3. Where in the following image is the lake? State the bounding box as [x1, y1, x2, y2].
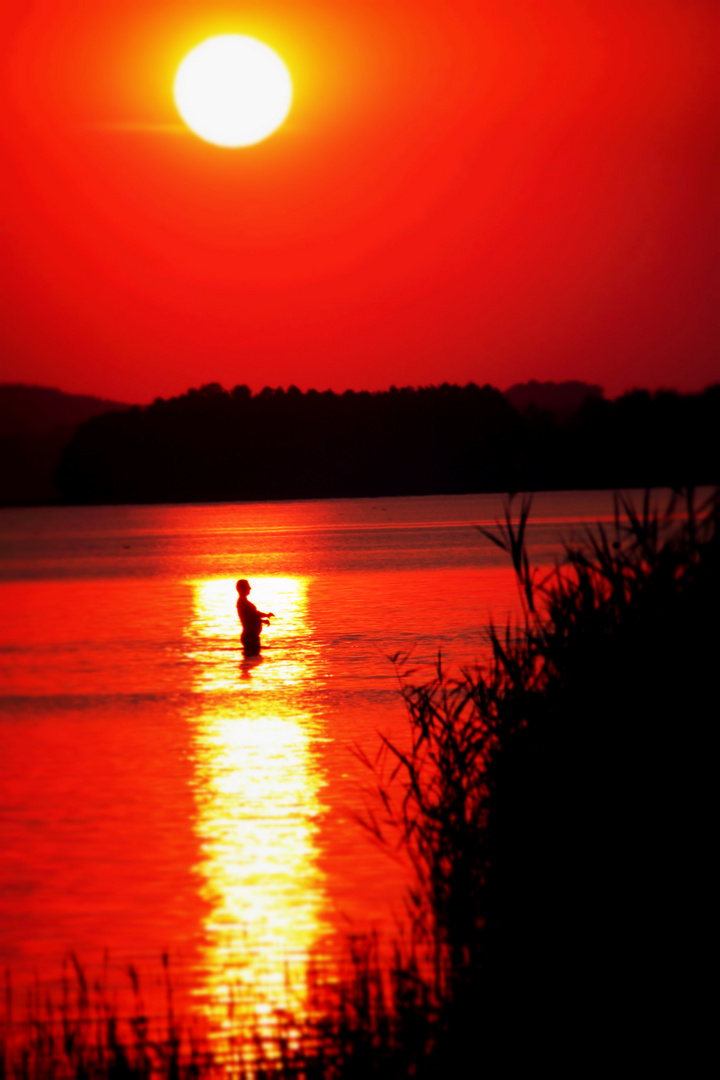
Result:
[0, 490, 654, 1030]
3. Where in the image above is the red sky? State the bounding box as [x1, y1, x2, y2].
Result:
[0, 0, 717, 403]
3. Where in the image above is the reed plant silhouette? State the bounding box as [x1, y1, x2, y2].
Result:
[0, 954, 216, 1080]
[0, 946, 439, 1080]
[2, 488, 716, 1075]
[360, 486, 718, 1069]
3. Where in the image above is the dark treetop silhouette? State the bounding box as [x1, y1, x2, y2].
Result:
[49, 381, 720, 505]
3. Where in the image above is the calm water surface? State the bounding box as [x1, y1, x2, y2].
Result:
[0, 491, 650, 1026]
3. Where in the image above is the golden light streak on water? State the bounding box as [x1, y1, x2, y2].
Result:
[187, 577, 328, 1033]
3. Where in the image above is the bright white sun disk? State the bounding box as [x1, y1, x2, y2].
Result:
[174, 35, 292, 148]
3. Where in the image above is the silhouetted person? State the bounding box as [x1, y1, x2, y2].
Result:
[236, 579, 274, 656]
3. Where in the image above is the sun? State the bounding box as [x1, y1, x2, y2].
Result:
[174, 35, 292, 148]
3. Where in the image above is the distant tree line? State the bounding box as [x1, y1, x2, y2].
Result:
[53, 382, 719, 504]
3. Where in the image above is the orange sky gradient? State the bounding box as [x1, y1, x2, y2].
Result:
[0, 0, 717, 403]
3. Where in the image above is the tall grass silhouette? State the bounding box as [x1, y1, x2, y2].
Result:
[358, 486, 718, 1069]
[3, 488, 716, 1075]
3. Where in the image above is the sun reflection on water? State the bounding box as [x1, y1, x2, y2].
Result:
[187, 577, 328, 1031]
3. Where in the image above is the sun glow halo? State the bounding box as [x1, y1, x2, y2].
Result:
[174, 35, 292, 148]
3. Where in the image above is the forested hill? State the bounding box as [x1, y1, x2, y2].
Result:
[0, 384, 129, 436]
[52, 382, 719, 505]
[0, 384, 129, 505]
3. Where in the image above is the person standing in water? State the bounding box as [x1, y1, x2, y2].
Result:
[236, 579, 274, 656]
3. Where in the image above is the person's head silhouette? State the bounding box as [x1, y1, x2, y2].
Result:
[237, 579, 251, 597]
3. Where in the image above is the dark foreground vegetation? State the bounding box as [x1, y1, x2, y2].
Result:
[52, 382, 719, 504]
[2, 489, 716, 1076]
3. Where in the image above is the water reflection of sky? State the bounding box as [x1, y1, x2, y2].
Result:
[187, 577, 329, 1030]
[1, 493, 651, 1020]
